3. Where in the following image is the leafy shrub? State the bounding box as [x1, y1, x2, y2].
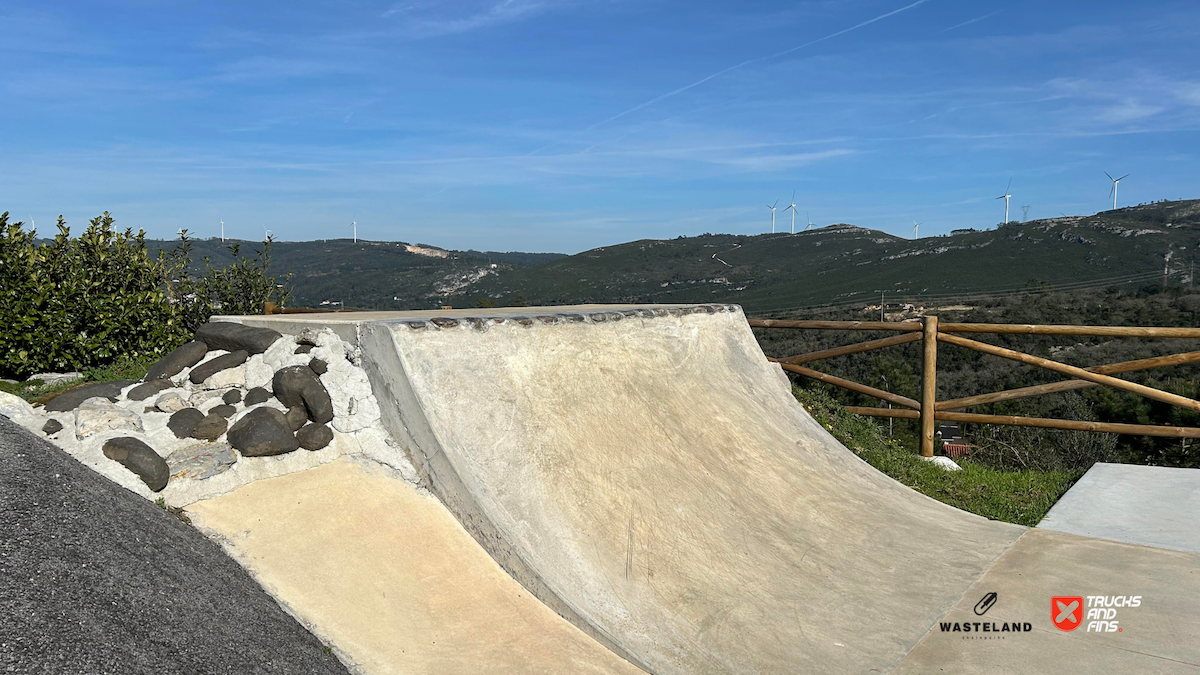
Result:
[162, 233, 291, 333]
[0, 212, 187, 378]
[0, 212, 291, 379]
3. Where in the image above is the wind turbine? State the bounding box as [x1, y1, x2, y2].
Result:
[913, 220, 922, 240]
[1105, 171, 1129, 210]
[996, 179, 1012, 224]
[220, 217, 225, 242]
[783, 191, 798, 234]
[766, 200, 778, 233]
[351, 216, 358, 243]
[806, 212, 815, 231]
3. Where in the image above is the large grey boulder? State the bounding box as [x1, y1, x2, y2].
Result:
[227, 407, 300, 457]
[127, 379, 174, 401]
[209, 404, 237, 418]
[195, 322, 282, 356]
[144, 341, 208, 381]
[75, 398, 143, 440]
[167, 443, 237, 480]
[273, 366, 334, 424]
[154, 392, 188, 413]
[102, 437, 169, 492]
[0, 391, 35, 420]
[296, 423, 333, 451]
[167, 408, 206, 439]
[45, 381, 137, 412]
[190, 413, 228, 441]
[189, 350, 248, 385]
[27, 372, 84, 387]
[284, 406, 308, 432]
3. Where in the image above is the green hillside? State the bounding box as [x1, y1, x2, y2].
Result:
[448, 200, 1200, 315]
[144, 238, 566, 310]
[140, 199, 1199, 313]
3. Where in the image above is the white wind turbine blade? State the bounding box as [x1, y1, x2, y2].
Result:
[1105, 171, 1115, 182]
[1117, 174, 1129, 181]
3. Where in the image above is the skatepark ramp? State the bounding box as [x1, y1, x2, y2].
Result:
[208, 305, 1199, 674]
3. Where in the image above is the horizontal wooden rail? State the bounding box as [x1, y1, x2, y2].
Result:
[846, 406, 1200, 439]
[761, 314, 1200, 452]
[937, 332, 1200, 413]
[779, 332, 923, 365]
[939, 323, 1200, 338]
[749, 319, 922, 332]
[776, 363, 921, 409]
[937, 349, 1200, 410]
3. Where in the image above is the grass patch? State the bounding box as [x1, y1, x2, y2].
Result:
[794, 386, 1083, 526]
[0, 355, 154, 405]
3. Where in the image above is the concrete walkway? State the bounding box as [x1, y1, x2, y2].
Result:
[1038, 462, 1200, 554]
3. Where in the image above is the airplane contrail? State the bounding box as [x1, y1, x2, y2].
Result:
[937, 9, 1002, 33]
[528, 0, 934, 155]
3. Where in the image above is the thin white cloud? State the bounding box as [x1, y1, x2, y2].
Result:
[386, 0, 548, 37]
[529, 0, 935, 154]
[1094, 98, 1164, 123]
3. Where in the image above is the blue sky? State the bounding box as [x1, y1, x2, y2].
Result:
[3, 0, 1198, 252]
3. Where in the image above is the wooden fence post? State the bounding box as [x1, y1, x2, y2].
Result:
[264, 302, 276, 315]
[920, 315, 938, 457]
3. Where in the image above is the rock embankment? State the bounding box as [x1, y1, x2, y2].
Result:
[0, 321, 415, 506]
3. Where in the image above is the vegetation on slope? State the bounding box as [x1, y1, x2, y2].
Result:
[758, 285, 1200, 469]
[448, 200, 1200, 314]
[795, 386, 1081, 526]
[145, 238, 565, 310]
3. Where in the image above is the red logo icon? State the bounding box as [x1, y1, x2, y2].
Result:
[1052, 596, 1084, 631]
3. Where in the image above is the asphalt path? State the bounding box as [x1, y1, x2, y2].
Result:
[0, 415, 350, 674]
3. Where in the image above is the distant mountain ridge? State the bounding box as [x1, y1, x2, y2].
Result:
[146, 199, 1199, 314]
[447, 199, 1200, 315]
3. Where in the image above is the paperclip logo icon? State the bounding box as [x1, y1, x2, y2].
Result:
[1052, 596, 1084, 631]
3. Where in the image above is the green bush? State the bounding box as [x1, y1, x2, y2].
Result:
[0, 211, 291, 379]
[0, 212, 187, 378]
[162, 233, 292, 333]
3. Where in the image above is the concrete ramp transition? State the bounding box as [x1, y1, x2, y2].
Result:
[213, 305, 1200, 674]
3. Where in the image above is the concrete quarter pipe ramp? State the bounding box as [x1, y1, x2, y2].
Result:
[212, 305, 1199, 674]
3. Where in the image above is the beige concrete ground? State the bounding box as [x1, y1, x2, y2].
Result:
[895, 528, 1200, 673]
[186, 459, 645, 675]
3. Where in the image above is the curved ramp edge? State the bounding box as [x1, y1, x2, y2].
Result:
[358, 306, 1026, 674]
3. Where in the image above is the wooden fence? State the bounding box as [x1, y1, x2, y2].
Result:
[749, 317, 1200, 457]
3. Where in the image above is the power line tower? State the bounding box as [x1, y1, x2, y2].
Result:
[1021, 205, 1031, 222]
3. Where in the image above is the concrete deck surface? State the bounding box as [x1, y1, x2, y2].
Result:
[187, 459, 644, 675]
[1038, 462, 1200, 554]
[212, 305, 1200, 674]
[895, 528, 1200, 673]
